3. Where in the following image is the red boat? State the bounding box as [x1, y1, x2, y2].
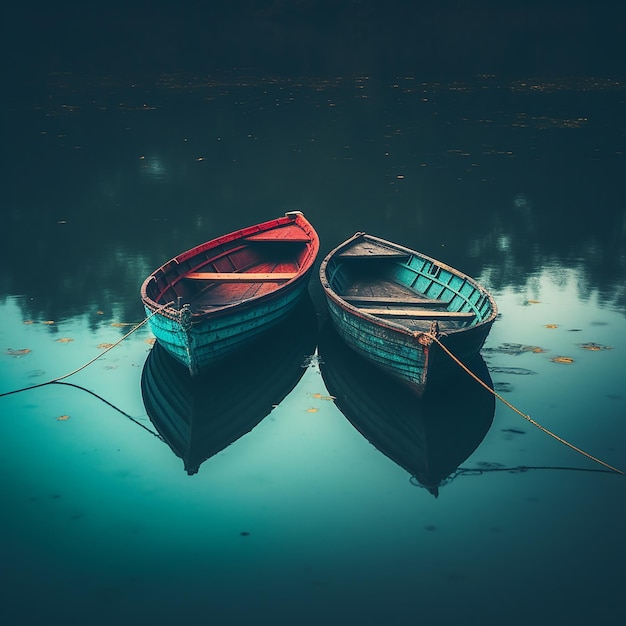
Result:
[141, 211, 319, 375]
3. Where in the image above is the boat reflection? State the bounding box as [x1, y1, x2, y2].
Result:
[141, 297, 318, 474]
[318, 324, 495, 496]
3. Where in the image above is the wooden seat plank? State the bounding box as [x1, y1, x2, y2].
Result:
[186, 272, 297, 282]
[360, 308, 476, 320]
[344, 295, 451, 307]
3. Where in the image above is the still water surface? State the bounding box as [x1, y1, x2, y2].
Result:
[1, 72, 625, 625]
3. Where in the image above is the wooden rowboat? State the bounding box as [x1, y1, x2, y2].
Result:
[141, 297, 317, 475]
[141, 211, 319, 376]
[318, 323, 495, 496]
[319, 232, 498, 397]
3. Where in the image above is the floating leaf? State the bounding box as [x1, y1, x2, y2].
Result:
[57, 415, 70, 421]
[310, 392, 336, 401]
[96, 311, 104, 315]
[579, 342, 612, 351]
[145, 338, 156, 345]
[551, 356, 574, 364]
[306, 407, 320, 413]
[522, 345, 545, 353]
[41, 320, 55, 325]
[111, 322, 134, 327]
[56, 337, 74, 343]
[23, 320, 35, 325]
[527, 300, 541, 304]
[544, 324, 558, 329]
[6, 348, 31, 357]
[97, 343, 114, 349]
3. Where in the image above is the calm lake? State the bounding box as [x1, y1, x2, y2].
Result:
[2, 71, 625, 626]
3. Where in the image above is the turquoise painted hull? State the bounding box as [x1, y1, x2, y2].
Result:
[324, 296, 429, 386]
[144, 277, 311, 373]
[319, 232, 498, 397]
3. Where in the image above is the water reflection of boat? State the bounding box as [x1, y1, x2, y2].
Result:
[318, 324, 495, 496]
[141, 298, 318, 475]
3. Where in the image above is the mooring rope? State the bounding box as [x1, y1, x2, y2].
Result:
[429, 333, 625, 476]
[0, 303, 171, 399]
[51, 381, 165, 441]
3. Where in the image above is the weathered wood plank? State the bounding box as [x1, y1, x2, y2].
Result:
[361, 308, 476, 319]
[344, 295, 451, 307]
[337, 240, 410, 258]
[185, 272, 296, 282]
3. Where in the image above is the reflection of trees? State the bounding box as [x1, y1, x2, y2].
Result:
[467, 192, 626, 311]
[4, 73, 626, 322]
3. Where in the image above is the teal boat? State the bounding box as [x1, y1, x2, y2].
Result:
[319, 232, 498, 397]
[141, 211, 319, 376]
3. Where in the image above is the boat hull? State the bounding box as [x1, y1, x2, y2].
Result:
[143, 275, 311, 373]
[141, 212, 319, 375]
[319, 232, 497, 397]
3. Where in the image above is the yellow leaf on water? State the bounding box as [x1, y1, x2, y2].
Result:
[57, 415, 70, 421]
[544, 324, 558, 329]
[522, 345, 545, 353]
[97, 343, 114, 349]
[56, 337, 74, 343]
[580, 342, 611, 351]
[6, 348, 31, 356]
[23, 320, 35, 325]
[310, 392, 336, 401]
[306, 407, 320, 413]
[145, 338, 156, 345]
[527, 300, 541, 304]
[551, 356, 574, 364]
[111, 322, 134, 327]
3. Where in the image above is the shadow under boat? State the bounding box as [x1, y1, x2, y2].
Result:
[141, 296, 318, 475]
[318, 323, 496, 496]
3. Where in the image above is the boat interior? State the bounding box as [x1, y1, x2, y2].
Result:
[148, 223, 314, 311]
[328, 241, 491, 332]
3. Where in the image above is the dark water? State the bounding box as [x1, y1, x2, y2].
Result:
[2, 69, 626, 626]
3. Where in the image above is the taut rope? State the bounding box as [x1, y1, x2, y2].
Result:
[429, 333, 624, 476]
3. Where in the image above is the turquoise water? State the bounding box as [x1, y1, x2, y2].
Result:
[2, 72, 625, 626]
